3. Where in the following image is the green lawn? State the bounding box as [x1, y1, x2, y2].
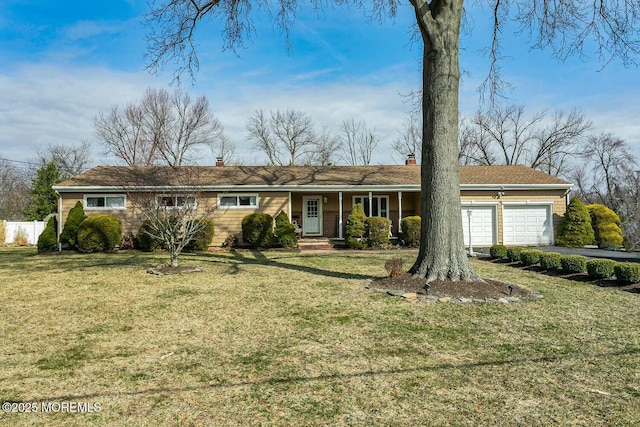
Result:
[0, 247, 639, 426]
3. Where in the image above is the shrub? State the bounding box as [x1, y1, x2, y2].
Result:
[366, 216, 390, 248]
[506, 247, 523, 262]
[586, 204, 623, 248]
[77, 214, 122, 253]
[489, 244, 508, 259]
[385, 257, 404, 277]
[37, 216, 58, 253]
[519, 249, 543, 266]
[137, 220, 163, 252]
[242, 213, 274, 249]
[222, 234, 238, 250]
[400, 216, 421, 247]
[614, 263, 640, 284]
[120, 232, 136, 250]
[539, 252, 562, 270]
[185, 219, 215, 251]
[586, 259, 617, 279]
[13, 226, 29, 246]
[556, 197, 595, 247]
[560, 255, 588, 273]
[273, 211, 297, 248]
[346, 204, 367, 249]
[59, 201, 87, 250]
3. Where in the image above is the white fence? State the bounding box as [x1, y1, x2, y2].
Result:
[2, 220, 46, 245]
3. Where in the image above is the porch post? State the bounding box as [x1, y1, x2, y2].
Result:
[288, 192, 292, 221]
[368, 191, 373, 217]
[398, 191, 403, 234]
[338, 192, 343, 239]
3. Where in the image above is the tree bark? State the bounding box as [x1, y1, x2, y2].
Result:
[409, 0, 479, 282]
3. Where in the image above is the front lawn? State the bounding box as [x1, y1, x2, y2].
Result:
[0, 248, 639, 426]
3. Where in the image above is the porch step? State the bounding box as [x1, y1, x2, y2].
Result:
[297, 238, 334, 250]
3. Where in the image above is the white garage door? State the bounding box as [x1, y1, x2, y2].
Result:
[503, 205, 552, 245]
[461, 206, 496, 246]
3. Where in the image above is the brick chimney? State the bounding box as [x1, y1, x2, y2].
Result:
[215, 157, 225, 167]
[405, 153, 417, 165]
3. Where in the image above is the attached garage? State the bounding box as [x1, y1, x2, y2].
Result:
[503, 204, 553, 245]
[461, 205, 496, 246]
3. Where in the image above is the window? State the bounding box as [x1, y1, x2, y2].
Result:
[218, 193, 259, 209]
[353, 195, 389, 218]
[84, 195, 126, 210]
[156, 195, 197, 209]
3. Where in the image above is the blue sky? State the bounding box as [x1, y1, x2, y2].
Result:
[1, 0, 639, 168]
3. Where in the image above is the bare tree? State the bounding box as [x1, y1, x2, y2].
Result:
[124, 167, 218, 267]
[458, 105, 590, 177]
[144, 0, 640, 282]
[340, 118, 380, 166]
[36, 141, 92, 179]
[0, 158, 30, 221]
[211, 133, 238, 165]
[303, 127, 341, 166]
[247, 108, 317, 166]
[392, 114, 422, 164]
[95, 88, 224, 167]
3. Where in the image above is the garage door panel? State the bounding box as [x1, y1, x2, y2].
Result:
[461, 207, 496, 246]
[503, 205, 552, 245]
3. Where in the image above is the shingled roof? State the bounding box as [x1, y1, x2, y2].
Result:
[53, 164, 571, 191]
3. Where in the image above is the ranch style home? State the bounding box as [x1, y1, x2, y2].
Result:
[52, 158, 573, 248]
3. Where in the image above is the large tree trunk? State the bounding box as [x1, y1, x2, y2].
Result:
[409, 0, 479, 282]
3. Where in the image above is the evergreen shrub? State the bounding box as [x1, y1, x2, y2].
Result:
[60, 201, 87, 250]
[586, 259, 617, 279]
[400, 216, 421, 247]
[274, 211, 297, 248]
[506, 247, 523, 262]
[242, 213, 274, 249]
[560, 255, 588, 273]
[586, 204, 623, 248]
[137, 220, 163, 252]
[519, 249, 543, 266]
[37, 216, 58, 253]
[614, 263, 640, 283]
[489, 245, 508, 259]
[346, 204, 367, 249]
[77, 214, 122, 253]
[185, 219, 215, 251]
[366, 216, 390, 248]
[539, 252, 562, 270]
[556, 197, 594, 247]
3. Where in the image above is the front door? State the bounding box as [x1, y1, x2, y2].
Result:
[302, 196, 323, 236]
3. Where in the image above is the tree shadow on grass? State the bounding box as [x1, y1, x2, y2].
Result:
[25, 346, 640, 403]
[196, 250, 376, 281]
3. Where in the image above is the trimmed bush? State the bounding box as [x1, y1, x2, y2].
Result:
[560, 255, 588, 273]
[366, 216, 390, 248]
[614, 263, 640, 284]
[489, 244, 508, 259]
[59, 201, 87, 250]
[586, 204, 623, 248]
[506, 247, 523, 262]
[586, 259, 617, 279]
[37, 216, 58, 253]
[556, 197, 595, 248]
[77, 214, 122, 253]
[346, 204, 367, 249]
[400, 216, 421, 247]
[539, 252, 562, 270]
[185, 219, 215, 251]
[242, 213, 274, 249]
[137, 220, 163, 252]
[273, 211, 297, 248]
[519, 249, 543, 266]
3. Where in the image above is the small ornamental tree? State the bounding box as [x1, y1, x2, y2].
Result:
[59, 201, 87, 250]
[37, 216, 58, 253]
[556, 197, 595, 248]
[346, 203, 367, 249]
[586, 204, 623, 248]
[274, 211, 297, 248]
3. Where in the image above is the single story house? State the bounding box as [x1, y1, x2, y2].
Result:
[52, 158, 572, 247]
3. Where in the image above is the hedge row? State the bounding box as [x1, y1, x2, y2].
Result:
[489, 244, 640, 282]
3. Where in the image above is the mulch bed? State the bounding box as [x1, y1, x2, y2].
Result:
[371, 273, 532, 300]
